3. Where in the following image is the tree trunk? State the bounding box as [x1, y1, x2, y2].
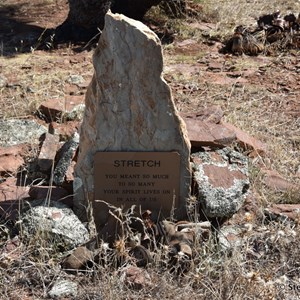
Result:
[55, 0, 163, 43]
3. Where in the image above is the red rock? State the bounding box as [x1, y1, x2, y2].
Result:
[0, 177, 30, 220]
[263, 169, 297, 191]
[39, 95, 84, 122]
[181, 106, 224, 124]
[121, 266, 151, 290]
[38, 133, 60, 171]
[265, 204, 300, 222]
[221, 121, 267, 156]
[65, 160, 76, 182]
[183, 117, 236, 147]
[0, 145, 26, 175]
[49, 121, 80, 139]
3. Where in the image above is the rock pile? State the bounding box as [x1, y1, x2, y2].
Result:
[222, 11, 300, 55]
[0, 11, 298, 280]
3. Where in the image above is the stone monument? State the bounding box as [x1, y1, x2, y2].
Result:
[74, 11, 191, 231]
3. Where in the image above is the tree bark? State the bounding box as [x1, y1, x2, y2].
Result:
[55, 0, 163, 43]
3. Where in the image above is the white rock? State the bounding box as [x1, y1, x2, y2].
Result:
[74, 12, 191, 227]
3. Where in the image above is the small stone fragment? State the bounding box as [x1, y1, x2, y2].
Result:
[37, 133, 60, 172]
[62, 246, 94, 270]
[48, 279, 78, 299]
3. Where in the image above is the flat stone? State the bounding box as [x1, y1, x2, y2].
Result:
[221, 121, 267, 156]
[62, 246, 94, 270]
[0, 119, 47, 147]
[262, 169, 298, 192]
[49, 120, 80, 139]
[264, 204, 300, 222]
[0, 177, 30, 220]
[39, 95, 84, 122]
[183, 118, 236, 147]
[192, 148, 250, 218]
[180, 106, 224, 124]
[0, 145, 26, 175]
[37, 133, 60, 172]
[74, 12, 191, 225]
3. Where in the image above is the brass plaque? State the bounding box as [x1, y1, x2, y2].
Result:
[94, 152, 180, 219]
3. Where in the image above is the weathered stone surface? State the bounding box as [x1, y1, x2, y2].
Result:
[0, 177, 30, 220]
[120, 265, 152, 290]
[262, 169, 298, 192]
[221, 121, 267, 156]
[218, 225, 243, 252]
[180, 106, 224, 124]
[0, 119, 47, 147]
[264, 204, 300, 222]
[20, 201, 89, 250]
[49, 120, 80, 139]
[39, 96, 85, 122]
[37, 133, 60, 172]
[48, 279, 78, 299]
[74, 12, 191, 225]
[192, 148, 250, 218]
[183, 117, 236, 148]
[62, 246, 94, 270]
[53, 133, 79, 186]
[0, 145, 26, 175]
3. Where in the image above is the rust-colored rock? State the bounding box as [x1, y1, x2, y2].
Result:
[184, 117, 236, 148]
[37, 133, 60, 172]
[0, 177, 30, 220]
[49, 121, 80, 139]
[0, 145, 26, 175]
[265, 204, 300, 222]
[262, 169, 298, 192]
[221, 121, 267, 156]
[181, 106, 224, 124]
[120, 265, 151, 290]
[39, 95, 84, 122]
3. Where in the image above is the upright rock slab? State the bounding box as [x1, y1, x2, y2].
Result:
[74, 12, 191, 227]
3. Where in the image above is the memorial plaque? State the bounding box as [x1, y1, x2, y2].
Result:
[94, 152, 180, 220]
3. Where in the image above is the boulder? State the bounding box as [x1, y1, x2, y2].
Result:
[74, 12, 191, 226]
[20, 201, 89, 250]
[0, 119, 47, 147]
[192, 148, 250, 218]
